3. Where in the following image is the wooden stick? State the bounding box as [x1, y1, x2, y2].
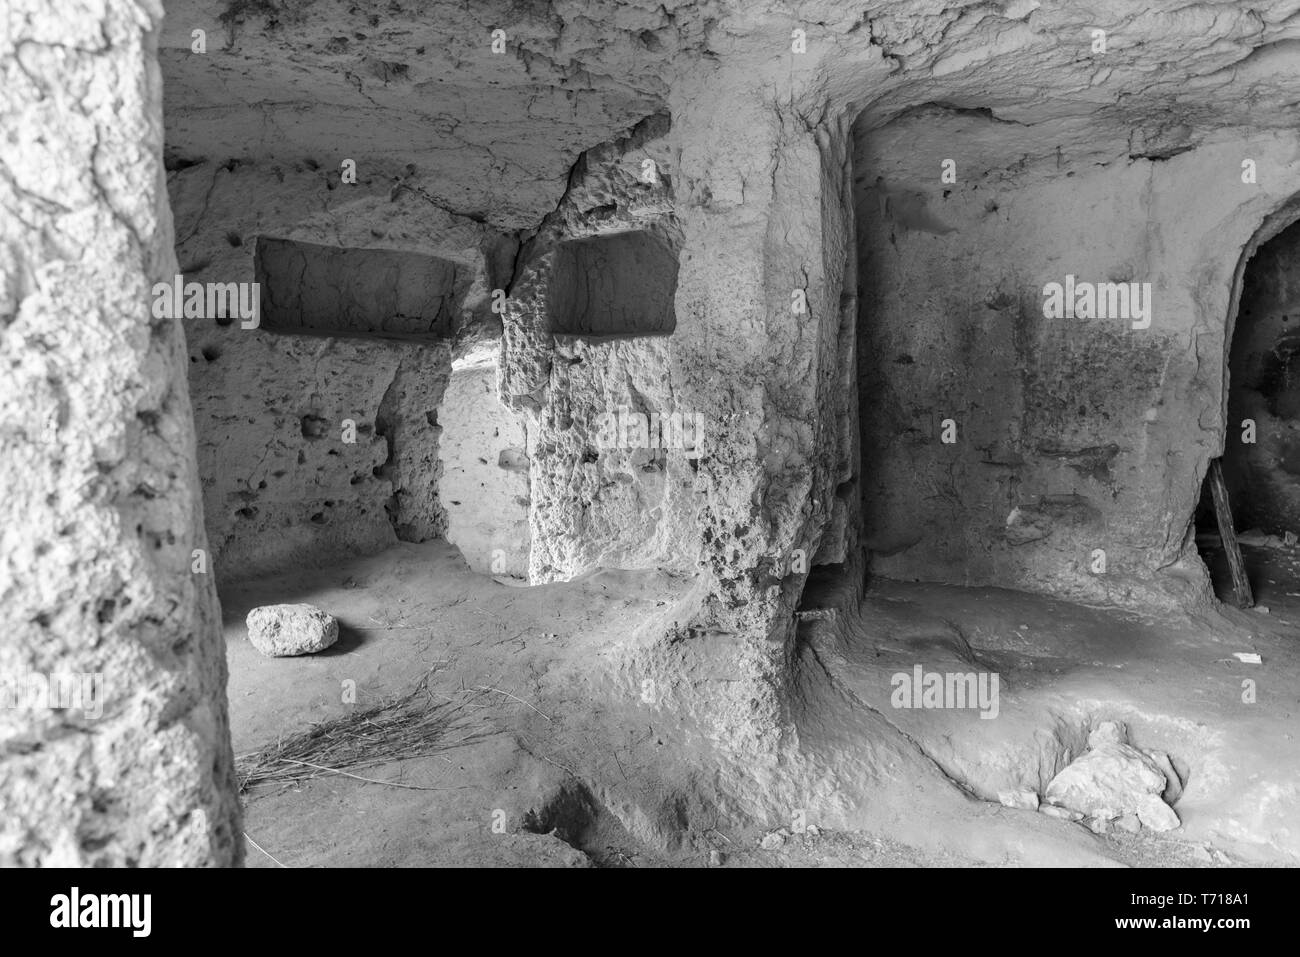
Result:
[1208, 458, 1254, 608]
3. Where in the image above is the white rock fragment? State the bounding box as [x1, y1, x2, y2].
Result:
[997, 788, 1040, 811]
[246, 603, 339, 657]
[1038, 804, 1083, 822]
[1114, 813, 1142, 834]
[1134, 794, 1181, 832]
[1043, 720, 1181, 832]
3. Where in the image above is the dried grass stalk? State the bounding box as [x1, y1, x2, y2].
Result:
[236, 669, 496, 794]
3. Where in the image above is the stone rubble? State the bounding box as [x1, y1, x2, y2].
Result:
[1042, 722, 1181, 833]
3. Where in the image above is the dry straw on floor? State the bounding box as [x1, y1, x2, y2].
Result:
[236, 668, 498, 794]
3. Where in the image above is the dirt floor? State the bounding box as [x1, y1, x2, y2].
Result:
[222, 541, 1298, 868]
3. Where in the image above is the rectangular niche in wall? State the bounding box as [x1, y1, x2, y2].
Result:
[256, 237, 458, 337]
[549, 230, 678, 337]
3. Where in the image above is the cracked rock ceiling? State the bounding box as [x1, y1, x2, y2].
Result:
[161, 0, 1300, 233]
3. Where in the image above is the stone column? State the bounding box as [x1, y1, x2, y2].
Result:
[0, 0, 241, 865]
[650, 78, 858, 756]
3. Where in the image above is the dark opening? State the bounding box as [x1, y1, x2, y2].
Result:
[255, 236, 458, 338]
[548, 231, 678, 337]
[1197, 219, 1300, 606]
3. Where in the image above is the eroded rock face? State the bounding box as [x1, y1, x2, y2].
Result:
[157, 0, 1300, 619]
[166, 156, 513, 578]
[10, 0, 1300, 873]
[152, 0, 1300, 770]
[1, 0, 240, 866]
[194, 333, 452, 581]
[159, 0, 711, 229]
[246, 605, 340, 657]
[855, 105, 1300, 608]
[503, 115, 703, 584]
[438, 349, 531, 578]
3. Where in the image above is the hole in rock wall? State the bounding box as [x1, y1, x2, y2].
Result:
[548, 231, 678, 337]
[256, 236, 459, 338]
[1197, 219, 1300, 605]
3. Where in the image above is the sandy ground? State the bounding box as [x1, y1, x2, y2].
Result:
[222, 541, 1298, 868]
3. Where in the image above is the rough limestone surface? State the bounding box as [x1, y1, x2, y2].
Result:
[151, 0, 1300, 777]
[246, 605, 340, 657]
[159, 0, 694, 229]
[152, 0, 1300, 769]
[856, 111, 1300, 609]
[194, 333, 452, 581]
[998, 789, 1040, 811]
[0, 0, 240, 865]
[10, 0, 1300, 869]
[500, 116, 699, 584]
[167, 153, 507, 578]
[1044, 723, 1181, 831]
[438, 348, 532, 577]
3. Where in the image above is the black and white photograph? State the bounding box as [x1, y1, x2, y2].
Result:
[0, 0, 1291, 924]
